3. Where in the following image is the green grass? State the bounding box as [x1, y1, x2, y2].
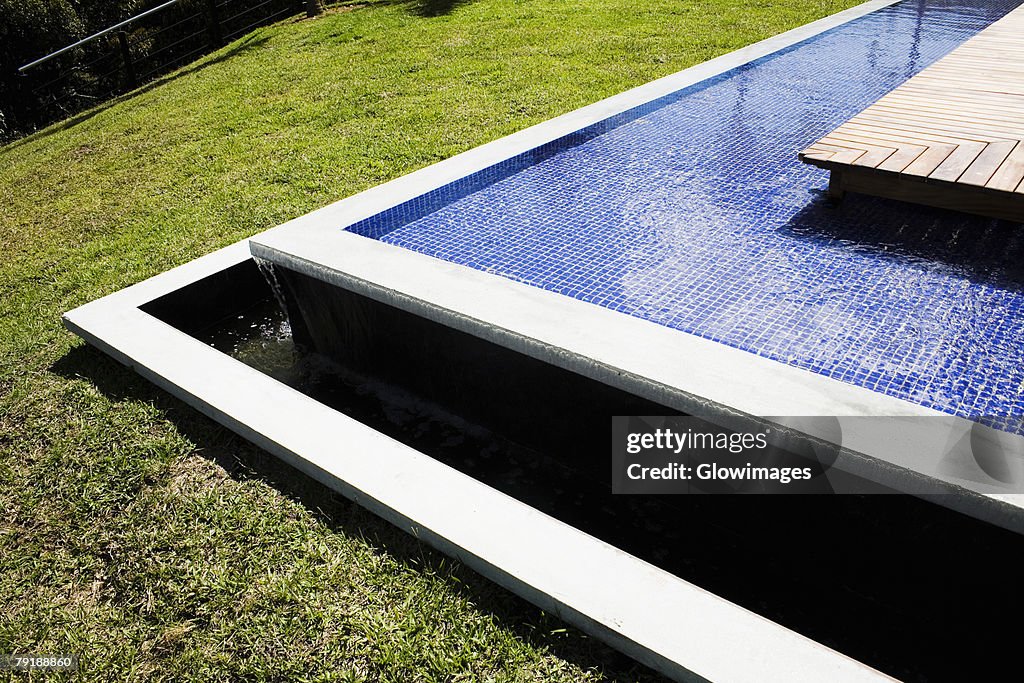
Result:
[1, 0, 859, 679]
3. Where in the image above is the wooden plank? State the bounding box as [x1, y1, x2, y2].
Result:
[895, 71, 1024, 89]
[902, 144, 958, 178]
[819, 123, 984, 180]
[877, 101, 1024, 127]
[802, 143, 866, 165]
[802, 152, 835, 162]
[918, 68, 1024, 84]
[816, 136, 896, 167]
[800, 146, 836, 162]
[838, 120, 987, 152]
[814, 123, 961, 176]
[897, 82, 1024, 106]
[930, 144, 986, 183]
[798, 3, 1024, 220]
[958, 140, 1017, 187]
[919, 62, 1024, 79]
[909, 77, 1024, 97]
[865, 110, 1024, 142]
[839, 167, 1024, 223]
[924, 63, 1024, 80]
[876, 144, 927, 173]
[849, 112, 1004, 145]
[985, 141, 1024, 192]
[892, 89, 1024, 112]
[870, 101, 1024, 132]
[820, 128, 930, 156]
[854, 109, 1023, 144]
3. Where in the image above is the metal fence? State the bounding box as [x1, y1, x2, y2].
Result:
[12, 0, 306, 136]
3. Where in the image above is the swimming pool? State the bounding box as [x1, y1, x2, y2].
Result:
[339, 0, 1024, 433]
[66, 2, 1024, 678]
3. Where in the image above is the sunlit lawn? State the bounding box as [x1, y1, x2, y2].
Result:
[0, 0, 858, 679]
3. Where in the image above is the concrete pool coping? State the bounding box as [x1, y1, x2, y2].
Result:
[64, 241, 895, 683]
[253, 229, 1024, 517]
[62, 0, 1015, 679]
[249, 0, 1024, 526]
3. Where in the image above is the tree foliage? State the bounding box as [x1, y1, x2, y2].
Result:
[0, 0, 204, 139]
[0, 0, 85, 136]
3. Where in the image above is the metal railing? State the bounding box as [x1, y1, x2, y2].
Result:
[9, 0, 305, 137]
[18, 0, 185, 73]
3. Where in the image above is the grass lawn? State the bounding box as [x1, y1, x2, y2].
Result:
[1, 0, 859, 679]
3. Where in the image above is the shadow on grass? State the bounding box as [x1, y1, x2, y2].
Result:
[50, 343, 667, 683]
[407, 0, 474, 17]
[358, 0, 476, 17]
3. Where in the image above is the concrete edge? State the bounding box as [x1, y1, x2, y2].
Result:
[62, 252, 893, 682]
[251, 234, 1024, 531]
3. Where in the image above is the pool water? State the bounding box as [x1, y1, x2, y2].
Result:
[348, 0, 1024, 432]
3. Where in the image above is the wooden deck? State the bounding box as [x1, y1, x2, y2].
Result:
[799, 5, 1024, 223]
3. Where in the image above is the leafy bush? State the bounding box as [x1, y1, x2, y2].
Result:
[0, 0, 84, 137]
[0, 0, 296, 141]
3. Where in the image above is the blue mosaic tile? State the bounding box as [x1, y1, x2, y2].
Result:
[347, 0, 1024, 433]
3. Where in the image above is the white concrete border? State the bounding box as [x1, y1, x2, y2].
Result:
[252, 233, 1024, 518]
[63, 242, 894, 683]
[60, 0, 1015, 679]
